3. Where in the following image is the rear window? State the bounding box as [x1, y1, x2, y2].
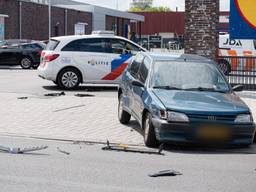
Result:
[46, 39, 59, 50]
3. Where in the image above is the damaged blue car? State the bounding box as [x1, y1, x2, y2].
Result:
[118, 52, 256, 147]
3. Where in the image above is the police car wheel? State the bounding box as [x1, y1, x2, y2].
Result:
[143, 113, 159, 148]
[20, 57, 32, 69]
[58, 68, 81, 90]
[118, 93, 131, 124]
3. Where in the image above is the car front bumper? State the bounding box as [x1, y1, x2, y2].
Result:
[152, 118, 256, 146]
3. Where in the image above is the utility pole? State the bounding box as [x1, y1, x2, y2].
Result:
[48, 0, 51, 40]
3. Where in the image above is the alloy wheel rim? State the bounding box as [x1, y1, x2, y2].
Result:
[21, 58, 31, 68]
[61, 71, 78, 88]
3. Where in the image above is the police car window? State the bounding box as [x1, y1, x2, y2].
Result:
[62, 38, 105, 52]
[129, 54, 144, 79]
[110, 39, 126, 54]
[46, 39, 59, 50]
[125, 41, 140, 54]
[138, 57, 151, 83]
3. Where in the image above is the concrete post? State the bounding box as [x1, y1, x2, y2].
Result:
[184, 0, 219, 60]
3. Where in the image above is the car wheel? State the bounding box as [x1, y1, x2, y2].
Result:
[143, 113, 159, 148]
[218, 59, 231, 75]
[20, 57, 32, 69]
[254, 133, 256, 143]
[57, 68, 81, 90]
[118, 93, 131, 124]
[52, 81, 58, 85]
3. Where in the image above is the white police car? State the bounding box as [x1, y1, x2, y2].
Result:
[38, 31, 146, 89]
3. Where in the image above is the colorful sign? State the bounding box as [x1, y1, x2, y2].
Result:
[230, 0, 256, 39]
[0, 17, 4, 41]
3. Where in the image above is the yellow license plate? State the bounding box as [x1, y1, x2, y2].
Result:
[198, 126, 231, 141]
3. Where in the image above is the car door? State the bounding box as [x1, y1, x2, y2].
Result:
[125, 54, 145, 119]
[99, 38, 136, 83]
[132, 56, 151, 121]
[0, 46, 19, 65]
[62, 38, 114, 82]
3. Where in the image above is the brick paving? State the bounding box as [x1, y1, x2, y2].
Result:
[0, 93, 144, 145]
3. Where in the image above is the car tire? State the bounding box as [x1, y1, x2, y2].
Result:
[57, 68, 81, 90]
[20, 57, 32, 69]
[143, 112, 159, 148]
[52, 81, 58, 85]
[118, 93, 131, 124]
[254, 133, 256, 143]
[218, 59, 231, 75]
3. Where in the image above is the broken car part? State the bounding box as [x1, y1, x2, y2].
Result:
[0, 145, 48, 154]
[44, 92, 65, 97]
[74, 93, 95, 97]
[149, 170, 182, 177]
[17, 97, 28, 100]
[102, 140, 164, 155]
[57, 147, 70, 155]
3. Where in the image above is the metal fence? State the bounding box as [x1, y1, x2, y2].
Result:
[218, 56, 256, 90]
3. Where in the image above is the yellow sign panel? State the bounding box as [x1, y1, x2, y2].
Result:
[236, 0, 256, 28]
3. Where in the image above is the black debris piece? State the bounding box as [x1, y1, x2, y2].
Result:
[149, 170, 182, 177]
[17, 97, 28, 100]
[74, 93, 95, 97]
[102, 140, 164, 155]
[44, 92, 65, 97]
[57, 147, 70, 155]
[0, 145, 48, 154]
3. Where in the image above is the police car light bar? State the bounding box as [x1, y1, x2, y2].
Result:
[92, 31, 115, 36]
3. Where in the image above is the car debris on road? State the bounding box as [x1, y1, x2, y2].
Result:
[0, 145, 48, 154]
[148, 170, 182, 177]
[102, 140, 164, 155]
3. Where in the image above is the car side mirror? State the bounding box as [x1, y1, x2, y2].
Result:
[131, 80, 144, 88]
[232, 85, 243, 92]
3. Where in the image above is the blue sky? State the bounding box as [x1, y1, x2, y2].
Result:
[75, 0, 230, 11]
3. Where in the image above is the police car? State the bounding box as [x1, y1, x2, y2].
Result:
[38, 31, 146, 89]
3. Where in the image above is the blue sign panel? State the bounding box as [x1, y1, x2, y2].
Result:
[0, 18, 4, 40]
[230, 0, 256, 39]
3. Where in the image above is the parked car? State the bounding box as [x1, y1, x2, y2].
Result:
[38, 31, 146, 89]
[0, 41, 46, 69]
[118, 52, 256, 147]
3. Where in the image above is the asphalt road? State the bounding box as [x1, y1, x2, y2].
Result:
[0, 66, 256, 192]
[0, 136, 256, 192]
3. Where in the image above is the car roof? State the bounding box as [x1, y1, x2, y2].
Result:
[144, 53, 215, 64]
[51, 34, 131, 42]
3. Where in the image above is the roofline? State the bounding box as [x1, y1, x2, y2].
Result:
[0, 14, 9, 18]
[19, 0, 144, 22]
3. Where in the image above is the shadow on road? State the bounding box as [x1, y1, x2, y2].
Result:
[42, 85, 118, 92]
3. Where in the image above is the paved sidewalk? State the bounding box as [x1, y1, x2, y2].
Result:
[0, 92, 255, 146]
[0, 93, 144, 145]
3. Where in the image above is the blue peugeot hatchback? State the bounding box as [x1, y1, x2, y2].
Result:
[118, 52, 256, 147]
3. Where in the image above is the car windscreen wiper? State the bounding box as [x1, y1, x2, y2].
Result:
[153, 86, 182, 90]
[184, 87, 227, 93]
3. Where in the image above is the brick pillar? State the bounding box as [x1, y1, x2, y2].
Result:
[184, 0, 219, 60]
